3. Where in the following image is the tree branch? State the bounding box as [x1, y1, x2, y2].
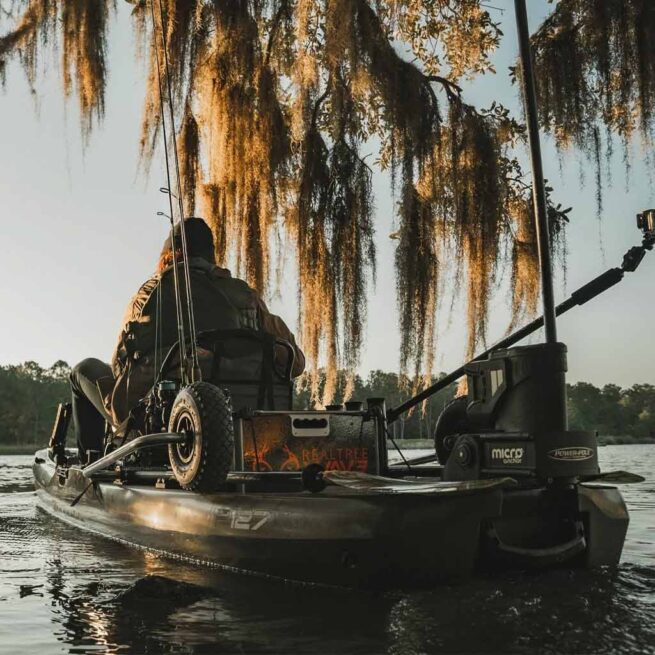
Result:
[425, 74, 462, 102]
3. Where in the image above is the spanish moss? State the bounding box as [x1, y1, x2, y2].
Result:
[2, 0, 620, 402]
[530, 0, 655, 212]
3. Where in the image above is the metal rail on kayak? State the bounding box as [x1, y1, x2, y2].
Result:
[82, 433, 186, 478]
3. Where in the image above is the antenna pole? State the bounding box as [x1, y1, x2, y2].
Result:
[514, 0, 558, 343]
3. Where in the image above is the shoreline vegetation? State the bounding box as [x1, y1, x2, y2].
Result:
[1, 361, 654, 454]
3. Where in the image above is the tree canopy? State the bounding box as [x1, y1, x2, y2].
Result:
[1, 0, 652, 404]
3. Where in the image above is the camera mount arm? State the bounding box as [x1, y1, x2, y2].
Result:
[386, 213, 655, 424]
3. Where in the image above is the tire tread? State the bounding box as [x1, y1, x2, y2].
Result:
[169, 382, 234, 492]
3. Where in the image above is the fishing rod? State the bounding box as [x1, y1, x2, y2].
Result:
[149, 0, 187, 384]
[148, 0, 200, 383]
[154, 0, 201, 380]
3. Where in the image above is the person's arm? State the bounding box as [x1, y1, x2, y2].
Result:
[257, 299, 305, 378]
[111, 275, 160, 377]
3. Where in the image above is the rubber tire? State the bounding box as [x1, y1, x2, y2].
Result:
[433, 395, 469, 465]
[168, 382, 234, 492]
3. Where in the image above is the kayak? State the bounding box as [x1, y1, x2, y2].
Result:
[32, 207, 652, 589]
[32, 446, 629, 589]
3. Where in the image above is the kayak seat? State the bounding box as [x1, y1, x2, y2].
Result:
[193, 328, 294, 412]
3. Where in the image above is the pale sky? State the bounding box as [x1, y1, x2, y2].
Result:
[0, 1, 653, 388]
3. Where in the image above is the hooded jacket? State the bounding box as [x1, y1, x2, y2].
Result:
[105, 257, 304, 425]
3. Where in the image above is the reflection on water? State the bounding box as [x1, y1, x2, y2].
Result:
[1, 446, 654, 654]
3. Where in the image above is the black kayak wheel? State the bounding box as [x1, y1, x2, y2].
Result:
[433, 395, 469, 465]
[168, 382, 234, 492]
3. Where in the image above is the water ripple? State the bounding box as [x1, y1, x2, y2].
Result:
[0, 447, 654, 654]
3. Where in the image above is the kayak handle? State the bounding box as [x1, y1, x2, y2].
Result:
[487, 522, 586, 566]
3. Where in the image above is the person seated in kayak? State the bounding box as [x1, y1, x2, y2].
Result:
[69, 216, 305, 462]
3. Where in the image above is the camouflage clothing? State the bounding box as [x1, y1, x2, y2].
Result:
[105, 257, 304, 425]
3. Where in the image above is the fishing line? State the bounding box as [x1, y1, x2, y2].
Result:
[153, 269, 163, 386]
[154, 0, 201, 380]
[148, 0, 187, 383]
[385, 425, 412, 472]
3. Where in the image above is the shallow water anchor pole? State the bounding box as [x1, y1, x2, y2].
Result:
[514, 0, 558, 344]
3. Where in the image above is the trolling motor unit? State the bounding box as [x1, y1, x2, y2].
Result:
[442, 342, 599, 482]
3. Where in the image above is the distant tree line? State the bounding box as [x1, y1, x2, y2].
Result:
[0, 362, 653, 448]
[567, 382, 655, 441]
[0, 361, 72, 446]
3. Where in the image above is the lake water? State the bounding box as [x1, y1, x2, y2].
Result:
[1, 446, 654, 654]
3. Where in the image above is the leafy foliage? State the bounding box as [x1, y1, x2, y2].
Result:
[0, 361, 71, 446]
[567, 381, 655, 440]
[3, 0, 644, 404]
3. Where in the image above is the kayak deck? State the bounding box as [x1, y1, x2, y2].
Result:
[33, 449, 505, 588]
